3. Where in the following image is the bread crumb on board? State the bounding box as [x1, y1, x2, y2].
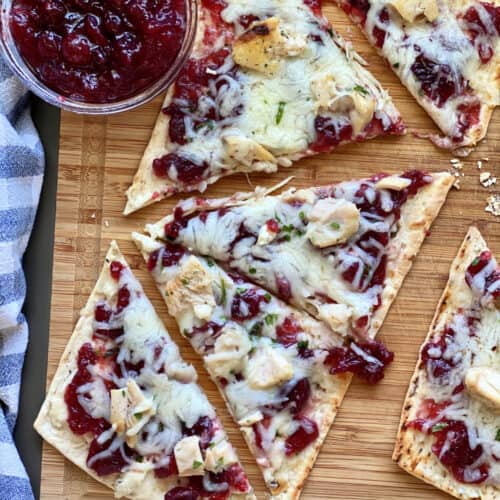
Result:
[485, 194, 500, 217]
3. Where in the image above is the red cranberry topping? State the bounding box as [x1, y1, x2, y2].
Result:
[94, 327, 124, 340]
[303, 0, 322, 17]
[466, 250, 492, 285]
[153, 154, 209, 185]
[87, 435, 130, 476]
[238, 14, 259, 29]
[155, 455, 178, 478]
[461, 3, 500, 64]
[411, 54, 467, 107]
[266, 219, 280, 233]
[372, 8, 389, 48]
[285, 378, 311, 415]
[310, 116, 353, 153]
[343, 0, 371, 25]
[275, 275, 292, 302]
[149, 242, 186, 270]
[94, 304, 111, 322]
[252, 414, 272, 450]
[217, 463, 251, 493]
[116, 285, 131, 311]
[109, 261, 124, 280]
[164, 206, 188, 240]
[184, 416, 215, 449]
[275, 316, 302, 346]
[324, 339, 394, 384]
[284, 416, 319, 456]
[455, 101, 481, 141]
[407, 398, 450, 432]
[421, 327, 456, 378]
[164, 486, 199, 500]
[431, 420, 488, 484]
[64, 343, 110, 436]
[10, 0, 187, 103]
[231, 288, 270, 321]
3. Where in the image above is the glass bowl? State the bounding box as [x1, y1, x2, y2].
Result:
[0, 0, 197, 114]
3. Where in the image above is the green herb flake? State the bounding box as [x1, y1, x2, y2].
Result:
[195, 120, 215, 131]
[431, 422, 449, 433]
[121, 389, 126, 398]
[353, 85, 369, 96]
[274, 212, 282, 224]
[295, 229, 304, 237]
[298, 211, 306, 222]
[281, 224, 294, 233]
[134, 412, 143, 420]
[264, 313, 279, 326]
[249, 267, 257, 274]
[297, 340, 309, 350]
[192, 460, 203, 469]
[471, 257, 480, 266]
[208, 442, 216, 449]
[217, 457, 225, 467]
[220, 279, 227, 306]
[206, 258, 215, 267]
[330, 222, 340, 230]
[264, 293, 272, 302]
[275, 101, 286, 125]
[181, 278, 190, 286]
[392, 62, 400, 69]
[283, 234, 291, 242]
[495, 429, 500, 441]
[135, 456, 144, 463]
[236, 287, 247, 295]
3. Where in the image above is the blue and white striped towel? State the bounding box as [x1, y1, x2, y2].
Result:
[0, 56, 44, 499]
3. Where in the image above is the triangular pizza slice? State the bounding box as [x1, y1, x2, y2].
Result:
[393, 227, 500, 498]
[124, 0, 405, 214]
[335, 0, 500, 149]
[141, 170, 453, 342]
[132, 234, 395, 498]
[34, 241, 254, 500]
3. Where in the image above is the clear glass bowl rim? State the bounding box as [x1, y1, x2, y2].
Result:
[0, 0, 197, 115]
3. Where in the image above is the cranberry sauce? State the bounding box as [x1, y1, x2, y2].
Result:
[284, 416, 319, 456]
[87, 435, 131, 476]
[231, 287, 272, 321]
[408, 403, 489, 484]
[324, 339, 394, 384]
[10, 0, 188, 103]
[465, 250, 500, 304]
[148, 241, 186, 270]
[341, 0, 371, 26]
[461, 2, 500, 64]
[420, 327, 457, 379]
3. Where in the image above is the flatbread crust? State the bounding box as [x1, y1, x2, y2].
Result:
[132, 171, 453, 499]
[393, 226, 500, 500]
[34, 241, 253, 500]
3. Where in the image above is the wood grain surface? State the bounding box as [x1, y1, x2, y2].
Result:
[39, 4, 499, 499]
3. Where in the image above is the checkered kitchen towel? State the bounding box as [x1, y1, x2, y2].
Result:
[0, 56, 44, 499]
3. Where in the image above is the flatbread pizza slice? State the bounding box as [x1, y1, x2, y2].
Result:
[34, 241, 254, 500]
[335, 0, 500, 150]
[131, 234, 395, 498]
[393, 226, 500, 499]
[141, 170, 453, 342]
[124, 0, 406, 214]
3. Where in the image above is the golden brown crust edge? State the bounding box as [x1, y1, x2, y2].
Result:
[392, 226, 500, 500]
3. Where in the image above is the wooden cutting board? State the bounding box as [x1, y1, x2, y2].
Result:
[40, 4, 499, 499]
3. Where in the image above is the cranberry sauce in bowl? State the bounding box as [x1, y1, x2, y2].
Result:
[0, 0, 197, 113]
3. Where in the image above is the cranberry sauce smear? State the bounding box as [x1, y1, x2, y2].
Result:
[231, 288, 271, 321]
[148, 242, 186, 270]
[276, 316, 302, 346]
[342, 0, 371, 26]
[109, 260, 124, 280]
[284, 416, 319, 456]
[409, 409, 489, 484]
[87, 435, 131, 475]
[421, 327, 457, 378]
[324, 339, 394, 384]
[461, 3, 500, 64]
[64, 342, 110, 436]
[10, 0, 187, 103]
[153, 154, 209, 185]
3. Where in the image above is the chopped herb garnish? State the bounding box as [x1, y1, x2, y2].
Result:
[220, 279, 227, 306]
[392, 62, 400, 69]
[281, 224, 294, 233]
[192, 460, 203, 469]
[295, 229, 304, 237]
[353, 85, 369, 96]
[275, 101, 286, 125]
[274, 212, 282, 223]
[283, 234, 291, 242]
[431, 422, 449, 433]
[496, 428, 500, 441]
[135, 456, 144, 462]
[208, 442, 216, 448]
[134, 412, 143, 420]
[298, 211, 306, 222]
[264, 313, 279, 325]
[217, 457, 225, 466]
[297, 340, 309, 350]
[122, 389, 126, 398]
[330, 222, 340, 230]
[249, 321, 263, 337]
[418, 88, 424, 97]
[181, 278, 190, 285]
[264, 293, 272, 302]
[471, 257, 480, 266]
[236, 287, 247, 295]
[206, 258, 215, 267]
[195, 120, 215, 131]
[249, 267, 257, 274]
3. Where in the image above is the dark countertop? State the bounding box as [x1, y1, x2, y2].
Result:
[14, 97, 59, 499]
